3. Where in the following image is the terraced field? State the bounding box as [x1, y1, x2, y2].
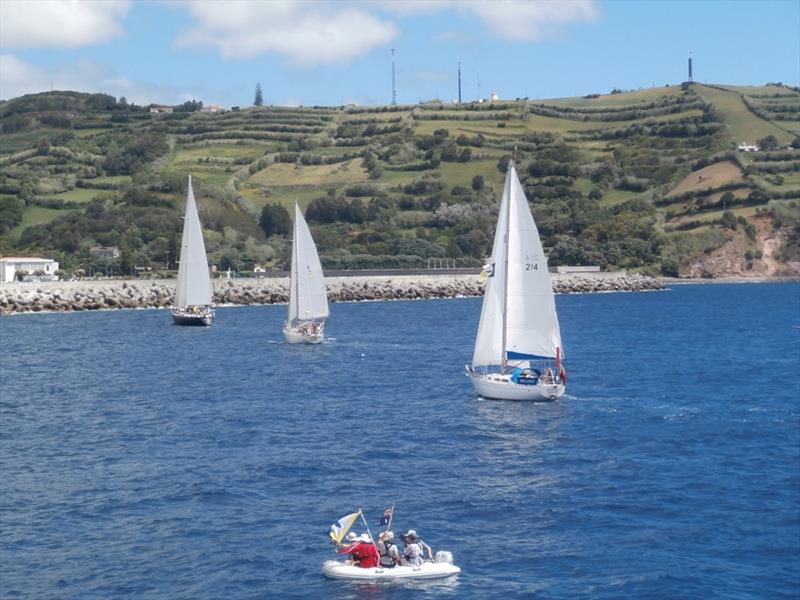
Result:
[1, 84, 798, 277]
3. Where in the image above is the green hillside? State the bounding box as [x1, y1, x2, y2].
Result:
[1, 85, 799, 277]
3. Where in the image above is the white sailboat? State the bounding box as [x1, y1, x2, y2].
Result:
[465, 161, 566, 401]
[284, 203, 329, 344]
[171, 175, 214, 326]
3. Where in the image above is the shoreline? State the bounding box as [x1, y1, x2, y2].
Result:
[0, 271, 792, 316]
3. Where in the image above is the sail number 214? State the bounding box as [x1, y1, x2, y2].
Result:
[524, 254, 539, 271]
[524, 263, 538, 270]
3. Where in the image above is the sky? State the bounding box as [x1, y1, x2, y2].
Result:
[1, 0, 798, 107]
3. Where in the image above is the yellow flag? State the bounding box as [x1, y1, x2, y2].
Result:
[329, 512, 359, 544]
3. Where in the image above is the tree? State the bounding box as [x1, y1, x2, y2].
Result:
[254, 83, 264, 107]
[259, 203, 291, 237]
[471, 175, 485, 192]
[757, 134, 779, 151]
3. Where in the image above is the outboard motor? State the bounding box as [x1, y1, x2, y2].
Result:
[434, 550, 454, 564]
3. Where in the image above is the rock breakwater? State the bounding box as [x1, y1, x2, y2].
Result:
[0, 272, 663, 316]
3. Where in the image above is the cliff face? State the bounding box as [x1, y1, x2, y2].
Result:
[682, 215, 800, 279]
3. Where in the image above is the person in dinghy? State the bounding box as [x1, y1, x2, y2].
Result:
[336, 533, 379, 568]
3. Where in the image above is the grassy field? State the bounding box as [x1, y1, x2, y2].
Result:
[52, 188, 115, 202]
[248, 157, 369, 187]
[541, 86, 685, 108]
[6, 206, 80, 239]
[666, 160, 746, 197]
[171, 143, 267, 164]
[693, 84, 794, 145]
[92, 175, 133, 186]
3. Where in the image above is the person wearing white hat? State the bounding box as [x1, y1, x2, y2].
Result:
[377, 531, 400, 568]
[401, 530, 433, 566]
[337, 532, 380, 568]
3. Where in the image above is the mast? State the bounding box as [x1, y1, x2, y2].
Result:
[501, 160, 512, 372]
[292, 204, 300, 323]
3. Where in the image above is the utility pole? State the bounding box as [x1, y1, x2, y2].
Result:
[458, 61, 462, 104]
[391, 48, 397, 105]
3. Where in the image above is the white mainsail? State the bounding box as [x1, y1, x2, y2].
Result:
[288, 203, 329, 323]
[472, 162, 562, 369]
[175, 175, 213, 309]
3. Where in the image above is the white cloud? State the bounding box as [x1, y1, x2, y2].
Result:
[0, 0, 131, 48]
[467, 0, 598, 42]
[0, 54, 198, 105]
[380, 0, 598, 42]
[174, 1, 398, 66]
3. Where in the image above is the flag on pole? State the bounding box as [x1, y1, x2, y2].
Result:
[329, 512, 359, 544]
[379, 507, 394, 526]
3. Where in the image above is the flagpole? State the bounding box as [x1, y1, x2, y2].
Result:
[358, 509, 375, 545]
[385, 501, 396, 533]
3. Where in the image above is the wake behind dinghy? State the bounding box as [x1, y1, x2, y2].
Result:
[323, 508, 460, 581]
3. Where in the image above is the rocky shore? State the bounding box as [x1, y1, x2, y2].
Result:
[0, 272, 664, 316]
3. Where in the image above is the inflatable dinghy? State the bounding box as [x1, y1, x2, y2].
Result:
[322, 551, 460, 581]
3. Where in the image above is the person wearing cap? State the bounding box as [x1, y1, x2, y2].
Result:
[401, 530, 433, 566]
[337, 533, 380, 568]
[377, 531, 400, 568]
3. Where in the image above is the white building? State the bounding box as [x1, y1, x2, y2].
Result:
[738, 142, 759, 152]
[0, 257, 60, 282]
[200, 104, 227, 113]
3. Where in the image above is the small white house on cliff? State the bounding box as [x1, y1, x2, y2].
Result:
[0, 257, 59, 282]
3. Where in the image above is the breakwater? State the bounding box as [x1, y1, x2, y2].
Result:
[0, 272, 663, 315]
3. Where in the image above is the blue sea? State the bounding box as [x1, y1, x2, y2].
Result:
[1, 282, 799, 599]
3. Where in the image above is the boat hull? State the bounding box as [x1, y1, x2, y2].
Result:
[171, 308, 214, 326]
[284, 321, 325, 344]
[322, 560, 460, 581]
[467, 369, 564, 401]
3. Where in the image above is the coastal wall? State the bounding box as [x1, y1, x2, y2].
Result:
[0, 272, 663, 316]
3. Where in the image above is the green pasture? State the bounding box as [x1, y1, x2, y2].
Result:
[247, 157, 369, 187]
[437, 159, 504, 190]
[186, 166, 235, 188]
[52, 188, 115, 202]
[541, 86, 684, 108]
[753, 171, 800, 192]
[413, 119, 524, 137]
[171, 143, 265, 164]
[719, 84, 798, 97]
[693, 84, 794, 145]
[6, 206, 80, 239]
[778, 121, 800, 135]
[92, 175, 132, 186]
[239, 184, 334, 214]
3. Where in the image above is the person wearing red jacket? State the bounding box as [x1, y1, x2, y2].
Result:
[337, 533, 380, 568]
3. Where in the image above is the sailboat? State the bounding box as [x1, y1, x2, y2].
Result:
[171, 174, 214, 326]
[284, 202, 329, 344]
[465, 161, 566, 401]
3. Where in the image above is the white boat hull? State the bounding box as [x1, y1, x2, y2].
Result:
[322, 560, 460, 581]
[283, 321, 324, 344]
[467, 369, 564, 401]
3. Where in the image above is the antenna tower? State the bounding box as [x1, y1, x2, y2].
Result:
[688, 52, 693, 83]
[458, 61, 462, 103]
[391, 49, 397, 105]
